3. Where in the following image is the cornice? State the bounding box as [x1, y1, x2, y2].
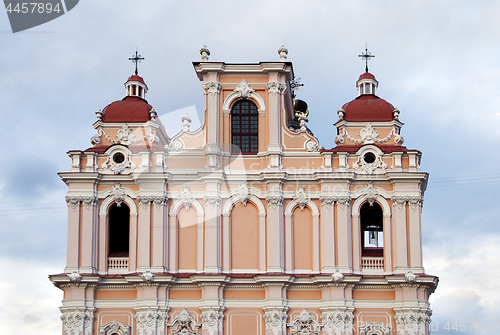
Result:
[58, 172, 102, 185]
[259, 171, 289, 183]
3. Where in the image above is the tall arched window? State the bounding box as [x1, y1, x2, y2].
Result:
[231, 100, 259, 153]
[108, 203, 130, 256]
[360, 202, 383, 257]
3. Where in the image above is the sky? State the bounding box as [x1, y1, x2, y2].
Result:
[0, 0, 500, 334]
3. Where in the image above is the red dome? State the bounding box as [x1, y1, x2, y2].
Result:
[126, 75, 147, 87]
[101, 96, 153, 122]
[358, 72, 377, 81]
[342, 95, 395, 121]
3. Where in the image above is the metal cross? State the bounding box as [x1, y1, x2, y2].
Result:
[289, 76, 304, 98]
[129, 50, 145, 75]
[358, 46, 375, 73]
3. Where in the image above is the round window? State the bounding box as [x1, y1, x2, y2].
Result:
[113, 153, 125, 164]
[363, 152, 376, 164]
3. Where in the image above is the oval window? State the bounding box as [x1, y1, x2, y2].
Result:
[113, 153, 125, 164]
[363, 152, 376, 164]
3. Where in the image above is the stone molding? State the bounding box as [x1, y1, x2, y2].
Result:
[263, 307, 289, 335]
[92, 124, 158, 146]
[203, 195, 221, 209]
[200, 306, 225, 335]
[320, 308, 354, 335]
[353, 154, 387, 174]
[319, 195, 351, 209]
[137, 195, 168, 210]
[359, 322, 391, 335]
[391, 196, 424, 210]
[293, 186, 310, 211]
[168, 309, 200, 335]
[202, 81, 221, 96]
[178, 187, 195, 211]
[266, 195, 284, 209]
[336, 124, 403, 145]
[231, 182, 252, 206]
[61, 307, 95, 335]
[234, 79, 255, 99]
[65, 195, 98, 210]
[359, 181, 381, 206]
[394, 310, 431, 335]
[134, 308, 168, 335]
[110, 183, 127, 207]
[288, 309, 320, 335]
[267, 81, 285, 95]
[99, 321, 130, 335]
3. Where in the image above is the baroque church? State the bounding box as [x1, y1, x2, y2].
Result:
[50, 46, 438, 335]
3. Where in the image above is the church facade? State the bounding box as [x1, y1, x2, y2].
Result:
[50, 47, 438, 335]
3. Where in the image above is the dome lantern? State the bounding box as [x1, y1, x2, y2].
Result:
[356, 72, 379, 96]
[125, 75, 148, 99]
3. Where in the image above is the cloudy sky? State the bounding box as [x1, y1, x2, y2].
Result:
[1, 0, 500, 334]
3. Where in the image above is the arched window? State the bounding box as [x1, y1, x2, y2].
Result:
[360, 202, 383, 257]
[231, 100, 259, 153]
[108, 203, 130, 256]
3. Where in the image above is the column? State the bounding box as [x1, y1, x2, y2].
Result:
[129, 212, 138, 272]
[65, 196, 81, 273]
[257, 276, 291, 335]
[204, 175, 223, 273]
[222, 213, 230, 272]
[392, 196, 408, 273]
[408, 196, 424, 272]
[80, 196, 98, 273]
[336, 198, 352, 273]
[320, 196, 336, 273]
[266, 193, 284, 272]
[383, 213, 392, 273]
[351, 213, 360, 273]
[169, 212, 178, 272]
[98, 210, 107, 273]
[137, 196, 152, 271]
[192, 275, 228, 335]
[203, 72, 222, 171]
[312, 212, 320, 272]
[151, 196, 168, 272]
[133, 279, 170, 335]
[284, 213, 292, 272]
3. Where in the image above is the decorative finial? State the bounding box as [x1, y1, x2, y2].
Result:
[278, 45, 288, 62]
[332, 269, 344, 284]
[358, 45, 375, 73]
[149, 107, 157, 120]
[200, 45, 210, 62]
[67, 271, 81, 284]
[405, 271, 417, 283]
[141, 271, 154, 283]
[95, 109, 102, 121]
[129, 50, 145, 75]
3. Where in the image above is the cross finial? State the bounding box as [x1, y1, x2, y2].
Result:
[129, 50, 145, 75]
[358, 45, 375, 73]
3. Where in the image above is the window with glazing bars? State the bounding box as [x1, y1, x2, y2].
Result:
[231, 100, 259, 153]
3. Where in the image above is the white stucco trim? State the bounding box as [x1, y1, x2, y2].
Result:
[222, 91, 266, 113]
[284, 199, 319, 216]
[222, 193, 266, 216]
[99, 194, 138, 216]
[169, 198, 205, 216]
[351, 195, 391, 216]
